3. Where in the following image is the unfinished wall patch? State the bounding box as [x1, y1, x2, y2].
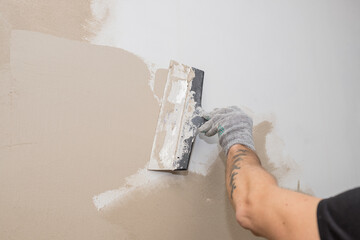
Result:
[2, 30, 159, 239]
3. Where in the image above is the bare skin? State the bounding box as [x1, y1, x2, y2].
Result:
[226, 144, 321, 240]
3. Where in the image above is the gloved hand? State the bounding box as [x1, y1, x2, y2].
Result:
[198, 106, 255, 155]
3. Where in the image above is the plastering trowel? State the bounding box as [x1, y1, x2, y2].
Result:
[148, 60, 204, 171]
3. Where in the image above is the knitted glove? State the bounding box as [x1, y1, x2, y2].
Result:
[198, 106, 255, 155]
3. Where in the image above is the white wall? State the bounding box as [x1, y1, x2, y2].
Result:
[92, 0, 360, 198]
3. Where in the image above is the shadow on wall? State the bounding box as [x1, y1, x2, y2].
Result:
[254, 120, 301, 185]
[254, 121, 277, 174]
[99, 121, 277, 240]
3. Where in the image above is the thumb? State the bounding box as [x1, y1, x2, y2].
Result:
[197, 107, 211, 121]
[198, 119, 213, 133]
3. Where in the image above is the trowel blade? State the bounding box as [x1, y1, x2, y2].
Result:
[148, 60, 204, 171]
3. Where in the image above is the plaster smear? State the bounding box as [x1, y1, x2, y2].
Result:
[167, 79, 188, 104]
[93, 168, 185, 210]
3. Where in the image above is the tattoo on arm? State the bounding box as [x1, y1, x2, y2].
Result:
[229, 172, 238, 199]
[229, 149, 248, 199]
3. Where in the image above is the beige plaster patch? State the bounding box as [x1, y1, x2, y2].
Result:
[1, 30, 158, 239]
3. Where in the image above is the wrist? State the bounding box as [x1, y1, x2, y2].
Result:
[220, 128, 255, 155]
[228, 144, 252, 156]
[227, 144, 261, 165]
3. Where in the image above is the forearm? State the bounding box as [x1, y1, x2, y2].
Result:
[226, 144, 321, 240]
[226, 144, 277, 208]
[225, 144, 278, 234]
[201, 106, 321, 239]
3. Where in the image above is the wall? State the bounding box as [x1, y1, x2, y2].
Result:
[1, 1, 359, 239]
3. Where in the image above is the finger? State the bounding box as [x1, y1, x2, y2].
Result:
[205, 125, 218, 137]
[201, 111, 212, 121]
[198, 120, 213, 133]
[197, 108, 213, 121]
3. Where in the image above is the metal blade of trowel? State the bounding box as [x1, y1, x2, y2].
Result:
[148, 60, 205, 171]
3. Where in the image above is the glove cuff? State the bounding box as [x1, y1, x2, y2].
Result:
[220, 131, 255, 156]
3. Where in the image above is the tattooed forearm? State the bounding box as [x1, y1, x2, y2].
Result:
[229, 172, 238, 199]
[228, 149, 248, 199]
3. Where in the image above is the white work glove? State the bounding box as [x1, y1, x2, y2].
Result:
[198, 106, 255, 155]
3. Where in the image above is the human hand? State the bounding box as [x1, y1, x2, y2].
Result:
[198, 106, 255, 155]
